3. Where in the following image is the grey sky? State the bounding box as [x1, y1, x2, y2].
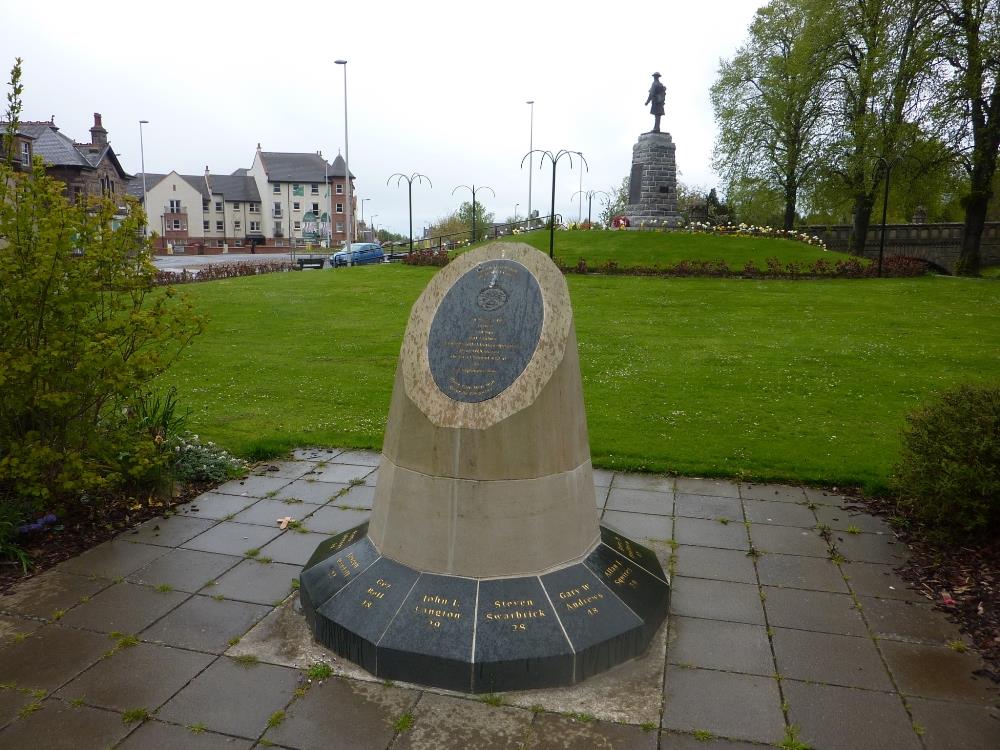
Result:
[2, 0, 762, 234]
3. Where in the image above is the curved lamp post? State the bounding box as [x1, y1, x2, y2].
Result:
[526, 100, 534, 227]
[452, 184, 495, 245]
[388, 172, 432, 252]
[520, 149, 588, 258]
[571, 189, 611, 226]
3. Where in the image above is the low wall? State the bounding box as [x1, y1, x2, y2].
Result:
[802, 223, 1000, 273]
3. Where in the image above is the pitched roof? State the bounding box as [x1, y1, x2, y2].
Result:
[260, 151, 354, 181]
[206, 173, 261, 202]
[1, 119, 132, 178]
[125, 172, 208, 201]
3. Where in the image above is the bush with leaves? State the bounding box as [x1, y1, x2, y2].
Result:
[170, 433, 246, 484]
[0, 141, 202, 552]
[892, 383, 1000, 543]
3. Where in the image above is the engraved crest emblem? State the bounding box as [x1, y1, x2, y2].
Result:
[477, 286, 508, 311]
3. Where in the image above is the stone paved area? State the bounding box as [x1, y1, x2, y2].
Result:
[1, 449, 998, 749]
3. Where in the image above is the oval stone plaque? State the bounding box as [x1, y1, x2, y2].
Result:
[427, 259, 544, 403]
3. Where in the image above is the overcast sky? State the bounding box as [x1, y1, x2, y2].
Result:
[3, 0, 763, 235]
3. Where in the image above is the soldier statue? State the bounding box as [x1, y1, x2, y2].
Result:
[645, 72, 666, 133]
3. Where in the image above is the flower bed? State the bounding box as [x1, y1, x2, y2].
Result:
[154, 261, 294, 285]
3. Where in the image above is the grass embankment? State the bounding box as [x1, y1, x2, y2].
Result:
[163, 261, 1000, 493]
[496, 228, 842, 269]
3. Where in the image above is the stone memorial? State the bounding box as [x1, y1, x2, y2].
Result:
[300, 243, 670, 693]
[625, 72, 683, 228]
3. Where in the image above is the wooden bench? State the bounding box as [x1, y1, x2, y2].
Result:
[296, 257, 326, 270]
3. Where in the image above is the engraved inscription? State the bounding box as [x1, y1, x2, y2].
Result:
[414, 593, 463, 629]
[558, 582, 605, 617]
[327, 551, 362, 579]
[428, 260, 543, 403]
[483, 598, 548, 632]
[602, 558, 641, 590]
[608, 534, 643, 563]
[360, 577, 392, 609]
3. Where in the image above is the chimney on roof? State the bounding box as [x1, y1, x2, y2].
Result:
[90, 113, 107, 146]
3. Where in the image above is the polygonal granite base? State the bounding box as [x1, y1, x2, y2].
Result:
[299, 523, 670, 693]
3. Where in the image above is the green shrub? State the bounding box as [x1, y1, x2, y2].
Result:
[170, 433, 246, 484]
[892, 383, 1000, 542]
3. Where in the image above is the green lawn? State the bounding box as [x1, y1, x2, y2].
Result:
[162, 262, 1000, 493]
[492, 228, 844, 269]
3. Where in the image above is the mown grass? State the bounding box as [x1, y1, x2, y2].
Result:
[162, 257, 1000, 492]
[492, 228, 842, 269]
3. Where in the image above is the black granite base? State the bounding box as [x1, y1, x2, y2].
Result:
[299, 523, 670, 693]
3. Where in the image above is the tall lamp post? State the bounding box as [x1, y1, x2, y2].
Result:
[526, 100, 534, 228]
[875, 154, 904, 278]
[521, 149, 587, 258]
[335, 59, 353, 266]
[370, 214, 379, 240]
[138, 120, 149, 237]
[388, 172, 432, 253]
[452, 184, 495, 244]
[514, 203, 520, 224]
[360, 198, 370, 238]
[574, 151, 584, 223]
[572, 189, 611, 226]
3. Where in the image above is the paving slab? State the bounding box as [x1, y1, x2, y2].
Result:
[157, 657, 301, 738]
[116, 719, 255, 749]
[771, 627, 894, 691]
[311, 464, 374, 484]
[120, 515, 217, 547]
[739, 483, 806, 503]
[813, 505, 892, 534]
[0, 699, 130, 749]
[177, 492, 258, 520]
[755, 553, 849, 593]
[610, 473, 674, 492]
[669, 578, 765, 626]
[0, 613, 42, 648]
[259, 531, 332, 566]
[336, 483, 376, 509]
[0, 687, 35, 729]
[660, 666, 785, 745]
[253, 460, 318, 480]
[672, 477, 739, 498]
[840, 561, 925, 602]
[742, 499, 815, 527]
[605, 487, 674, 516]
[332, 450, 382, 466]
[522, 712, 658, 749]
[668, 616, 774, 676]
[274, 479, 349, 505]
[672, 493, 742, 521]
[859, 596, 964, 644]
[601, 510, 672, 542]
[231, 498, 322, 528]
[214, 475, 292, 498]
[57, 539, 167, 580]
[303, 505, 371, 534]
[595, 485, 610, 509]
[672, 545, 757, 584]
[800, 487, 853, 506]
[879, 640, 1000, 705]
[830, 531, 907, 565]
[210, 560, 301, 605]
[748, 524, 828, 557]
[906, 697, 1000, 750]
[782, 680, 921, 750]
[392, 692, 533, 750]
[59, 581, 189, 633]
[364, 469, 379, 486]
[55, 641, 214, 711]
[264, 676, 419, 750]
[0, 624, 110, 691]
[180, 521, 283, 557]
[291, 447, 343, 461]
[673, 517, 749, 551]
[127, 548, 242, 593]
[0, 569, 108, 619]
[592, 469, 615, 487]
[141, 595, 271, 654]
[660, 734, 767, 749]
[762, 586, 867, 636]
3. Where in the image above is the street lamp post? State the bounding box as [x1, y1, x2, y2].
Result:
[875, 154, 903, 278]
[360, 198, 370, 238]
[335, 59, 353, 266]
[139, 120, 149, 238]
[388, 172, 432, 253]
[571, 189, 611, 225]
[526, 100, 534, 228]
[370, 214, 379, 240]
[521, 149, 587, 258]
[514, 203, 520, 224]
[574, 151, 583, 224]
[452, 184, 495, 245]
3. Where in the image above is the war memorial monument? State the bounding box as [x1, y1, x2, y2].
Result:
[299, 242, 671, 693]
[625, 72, 683, 227]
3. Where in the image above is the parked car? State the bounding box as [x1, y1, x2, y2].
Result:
[330, 242, 385, 267]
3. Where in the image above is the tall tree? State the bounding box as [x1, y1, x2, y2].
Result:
[827, 0, 938, 253]
[933, 0, 1000, 274]
[712, 0, 835, 229]
[598, 177, 628, 226]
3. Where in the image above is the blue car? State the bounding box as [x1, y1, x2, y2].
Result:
[330, 242, 385, 267]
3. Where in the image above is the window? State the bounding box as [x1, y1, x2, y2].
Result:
[216, 221, 224, 232]
[234, 220, 241, 231]
[169, 199, 182, 212]
[215, 201, 223, 212]
[336, 202, 343, 213]
[335, 184, 343, 194]
[273, 202, 282, 217]
[293, 221, 301, 230]
[293, 202, 300, 211]
[20, 142, 30, 165]
[171, 219, 181, 230]
[311, 183, 319, 195]
[272, 184, 280, 194]
[249, 221, 260, 232]
[233, 202, 241, 210]
[249, 202, 259, 213]
[203, 221, 209, 231]
[275, 222, 283, 233]
[202, 200, 209, 212]
[234, 238, 243, 247]
[336, 222, 344, 233]
[312, 203, 319, 214]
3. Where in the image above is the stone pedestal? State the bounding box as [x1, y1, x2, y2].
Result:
[300, 243, 670, 693]
[625, 132, 683, 227]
